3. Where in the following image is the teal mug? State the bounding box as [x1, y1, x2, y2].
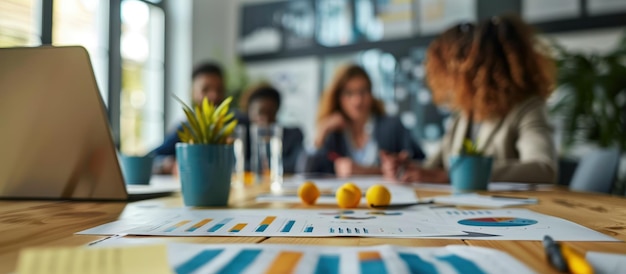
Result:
[449, 155, 493, 194]
[119, 154, 155, 185]
[176, 143, 234, 207]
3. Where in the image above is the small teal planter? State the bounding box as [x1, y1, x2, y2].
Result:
[119, 155, 154, 185]
[176, 143, 234, 207]
[449, 155, 493, 194]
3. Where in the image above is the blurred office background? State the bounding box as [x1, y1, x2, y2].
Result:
[1, 0, 625, 189]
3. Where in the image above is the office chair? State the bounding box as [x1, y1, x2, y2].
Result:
[569, 147, 621, 194]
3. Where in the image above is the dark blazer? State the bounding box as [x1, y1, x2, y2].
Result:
[309, 116, 425, 174]
[152, 116, 304, 174]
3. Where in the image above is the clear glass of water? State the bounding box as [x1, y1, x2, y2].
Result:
[232, 125, 247, 188]
[251, 124, 283, 185]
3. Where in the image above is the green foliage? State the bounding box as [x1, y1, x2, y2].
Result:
[175, 96, 238, 145]
[461, 138, 482, 156]
[551, 31, 626, 152]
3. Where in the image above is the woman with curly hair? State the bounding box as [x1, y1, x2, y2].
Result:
[310, 64, 425, 177]
[382, 15, 558, 184]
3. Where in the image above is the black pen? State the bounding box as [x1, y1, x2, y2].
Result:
[543, 235, 568, 272]
[370, 200, 434, 209]
[491, 195, 538, 203]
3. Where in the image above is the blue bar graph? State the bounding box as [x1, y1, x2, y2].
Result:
[255, 216, 276, 232]
[363, 228, 369, 234]
[175, 249, 223, 274]
[281, 220, 295, 233]
[359, 252, 387, 274]
[208, 218, 233, 232]
[314, 255, 340, 274]
[330, 228, 335, 233]
[304, 226, 313, 233]
[398, 253, 437, 274]
[217, 249, 262, 274]
[437, 255, 486, 274]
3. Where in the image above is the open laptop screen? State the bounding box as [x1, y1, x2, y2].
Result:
[0, 46, 128, 200]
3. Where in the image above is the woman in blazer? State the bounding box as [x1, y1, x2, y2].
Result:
[311, 64, 425, 177]
[382, 15, 558, 184]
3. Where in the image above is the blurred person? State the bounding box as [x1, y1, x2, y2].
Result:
[239, 84, 304, 174]
[152, 62, 246, 174]
[310, 64, 425, 177]
[382, 15, 557, 184]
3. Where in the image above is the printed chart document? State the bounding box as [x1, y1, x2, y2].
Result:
[90, 239, 534, 274]
[78, 208, 618, 241]
[16, 244, 172, 274]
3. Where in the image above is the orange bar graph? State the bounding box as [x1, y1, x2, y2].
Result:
[229, 223, 247, 232]
[264, 251, 303, 274]
[164, 220, 191, 232]
[359, 251, 382, 261]
[186, 219, 213, 232]
[261, 216, 276, 225]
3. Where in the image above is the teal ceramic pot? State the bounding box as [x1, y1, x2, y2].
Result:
[448, 155, 493, 194]
[176, 143, 234, 207]
[119, 154, 154, 185]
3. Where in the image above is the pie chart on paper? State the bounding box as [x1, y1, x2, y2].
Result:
[458, 217, 538, 227]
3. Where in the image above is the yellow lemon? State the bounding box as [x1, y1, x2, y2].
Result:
[336, 182, 362, 208]
[298, 181, 320, 205]
[366, 184, 392, 207]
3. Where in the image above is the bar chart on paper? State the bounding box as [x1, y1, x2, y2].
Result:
[78, 209, 619, 241]
[79, 209, 453, 237]
[158, 243, 535, 274]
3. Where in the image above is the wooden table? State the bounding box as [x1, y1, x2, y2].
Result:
[1, 184, 626, 273]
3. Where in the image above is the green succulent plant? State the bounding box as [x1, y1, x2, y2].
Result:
[175, 96, 238, 145]
[461, 138, 482, 156]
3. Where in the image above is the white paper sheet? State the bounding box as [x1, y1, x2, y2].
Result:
[433, 193, 538, 208]
[90, 239, 535, 274]
[586, 251, 626, 274]
[77, 208, 618, 241]
[126, 175, 181, 194]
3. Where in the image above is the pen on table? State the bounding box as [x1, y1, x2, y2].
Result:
[370, 200, 434, 209]
[543, 235, 594, 274]
[491, 195, 538, 203]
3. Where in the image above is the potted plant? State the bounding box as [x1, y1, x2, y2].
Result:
[550, 32, 626, 193]
[175, 96, 238, 206]
[448, 138, 493, 194]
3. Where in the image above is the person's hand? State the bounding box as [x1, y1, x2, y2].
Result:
[379, 151, 409, 181]
[323, 112, 347, 132]
[399, 167, 448, 183]
[315, 113, 347, 147]
[334, 157, 354, 178]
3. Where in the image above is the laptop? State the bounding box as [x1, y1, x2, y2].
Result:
[0, 46, 178, 201]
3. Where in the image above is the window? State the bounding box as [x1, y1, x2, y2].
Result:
[52, 0, 109, 104]
[120, 0, 165, 155]
[0, 0, 40, 47]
